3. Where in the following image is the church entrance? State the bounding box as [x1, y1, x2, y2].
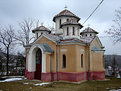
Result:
[35, 49, 42, 80]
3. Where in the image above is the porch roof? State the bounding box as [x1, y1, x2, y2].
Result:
[91, 44, 105, 51]
[40, 43, 54, 53]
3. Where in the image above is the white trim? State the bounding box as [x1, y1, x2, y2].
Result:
[59, 42, 86, 46]
[32, 34, 56, 45]
[80, 49, 84, 53]
[92, 51, 105, 53]
[90, 36, 103, 48]
[42, 53, 46, 72]
[96, 36, 103, 48]
[61, 49, 67, 52]
[28, 44, 46, 72]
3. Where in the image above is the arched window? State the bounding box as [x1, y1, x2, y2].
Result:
[37, 33, 38, 38]
[59, 19, 61, 28]
[62, 55, 66, 68]
[67, 27, 69, 35]
[36, 49, 42, 64]
[73, 27, 75, 35]
[81, 54, 83, 68]
[103, 55, 104, 68]
[90, 34, 92, 36]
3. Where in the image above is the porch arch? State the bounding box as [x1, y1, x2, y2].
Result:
[28, 43, 53, 73]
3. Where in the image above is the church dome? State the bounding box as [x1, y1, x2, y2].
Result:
[32, 25, 50, 33]
[60, 19, 83, 28]
[80, 27, 98, 34]
[53, 9, 80, 22]
[80, 27, 98, 37]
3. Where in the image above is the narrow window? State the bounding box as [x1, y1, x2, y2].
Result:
[59, 19, 61, 28]
[67, 27, 69, 35]
[67, 18, 69, 22]
[62, 55, 66, 68]
[81, 54, 83, 68]
[90, 34, 92, 36]
[85, 34, 87, 37]
[37, 33, 38, 38]
[103, 55, 104, 68]
[73, 27, 75, 35]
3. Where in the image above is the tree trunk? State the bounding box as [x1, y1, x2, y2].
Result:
[6, 47, 9, 76]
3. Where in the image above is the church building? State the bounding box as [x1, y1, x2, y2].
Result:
[25, 9, 105, 82]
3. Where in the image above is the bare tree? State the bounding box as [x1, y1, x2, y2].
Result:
[0, 25, 15, 75]
[48, 23, 55, 34]
[14, 18, 40, 46]
[106, 7, 121, 43]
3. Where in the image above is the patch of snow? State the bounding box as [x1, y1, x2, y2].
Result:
[0, 78, 23, 82]
[23, 83, 29, 85]
[106, 88, 110, 89]
[109, 89, 117, 91]
[34, 83, 50, 86]
[117, 74, 121, 78]
[109, 89, 121, 91]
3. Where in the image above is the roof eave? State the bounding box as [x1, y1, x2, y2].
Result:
[80, 31, 98, 34]
[60, 23, 83, 28]
[32, 29, 51, 33]
[24, 44, 32, 48]
[53, 15, 80, 22]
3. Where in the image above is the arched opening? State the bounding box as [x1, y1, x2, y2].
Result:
[62, 54, 66, 68]
[67, 27, 69, 35]
[28, 43, 53, 80]
[73, 27, 75, 35]
[35, 49, 42, 80]
[81, 54, 83, 68]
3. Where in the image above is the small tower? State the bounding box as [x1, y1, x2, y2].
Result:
[80, 27, 98, 37]
[60, 19, 83, 39]
[32, 25, 50, 39]
[53, 9, 80, 34]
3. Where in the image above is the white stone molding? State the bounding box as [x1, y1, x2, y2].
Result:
[28, 44, 46, 73]
[61, 49, 67, 52]
[80, 49, 84, 53]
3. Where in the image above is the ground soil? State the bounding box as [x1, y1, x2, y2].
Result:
[0, 77, 121, 91]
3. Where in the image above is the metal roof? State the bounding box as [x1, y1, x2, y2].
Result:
[60, 19, 83, 28]
[80, 27, 98, 34]
[32, 25, 50, 33]
[53, 9, 80, 22]
[40, 43, 53, 53]
[91, 44, 105, 51]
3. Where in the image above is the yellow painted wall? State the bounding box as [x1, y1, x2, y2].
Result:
[75, 45, 86, 72]
[90, 38, 104, 72]
[85, 46, 89, 72]
[58, 44, 89, 73]
[26, 36, 104, 73]
[58, 44, 77, 72]
[46, 54, 50, 72]
[91, 52, 104, 71]
[36, 36, 57, 72]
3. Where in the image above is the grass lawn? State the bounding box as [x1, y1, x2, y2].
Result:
[0, 77, 121, 91]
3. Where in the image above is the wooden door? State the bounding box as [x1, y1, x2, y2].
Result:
[35, 49, 42, 80]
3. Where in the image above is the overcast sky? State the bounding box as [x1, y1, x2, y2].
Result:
[0, 0, 121, 55]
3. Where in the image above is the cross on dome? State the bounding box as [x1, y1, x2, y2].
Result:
[64, 5, 67, 9]
[88, 24, 90, 27]
[41, 22, 43, 26]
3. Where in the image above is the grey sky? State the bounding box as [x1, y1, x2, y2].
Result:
[0, 0, 121, 55]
